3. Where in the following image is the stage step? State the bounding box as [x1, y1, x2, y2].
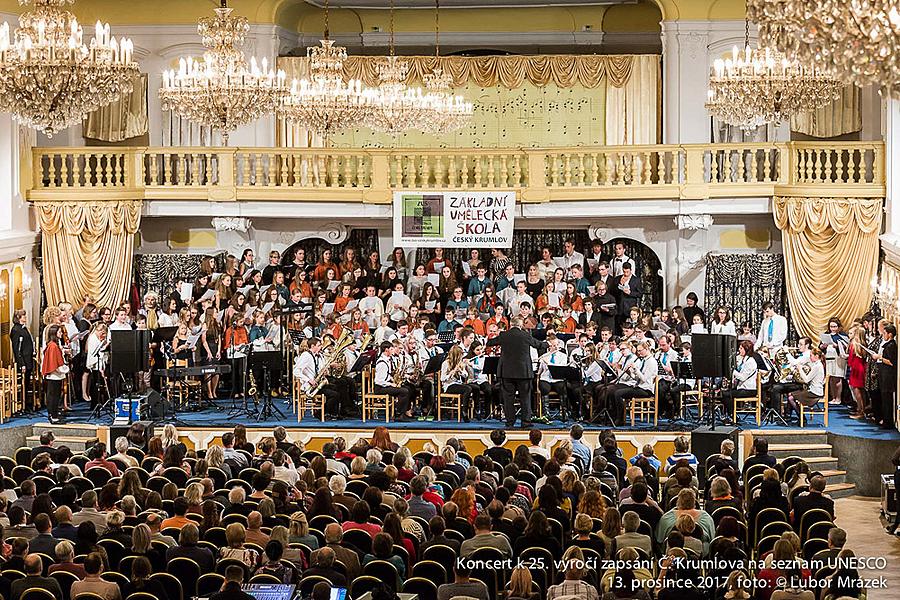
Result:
[749, 430, 829, 446]
[769, 443, 833, 459]
[27, 423, 99, 452]
[825, 483, 856, 499]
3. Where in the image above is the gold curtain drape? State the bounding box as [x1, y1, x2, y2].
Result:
[83, 74, 149, 143]
[774, 196, 881, 338]
[38, 201, 142, 309]
[340, 54, 642, 89]
[790, 85, 861, 139]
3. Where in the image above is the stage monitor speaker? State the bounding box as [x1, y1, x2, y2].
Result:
[110, 330, 152, 375]
[108, 420, 155, 448]
[144, 390, 168, 420]
[691, 425, 739, 487]
[692, 333, 736, 378]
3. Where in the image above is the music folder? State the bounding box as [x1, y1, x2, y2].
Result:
[548, 365, 581, 382]
[598, 361, 618, 377]
[349, 349, 377, 373]
[532, 329, 548, 341]
[482, 355, 499, 376]
[152, 326, 178, 343]
[424, 353, 448, 375]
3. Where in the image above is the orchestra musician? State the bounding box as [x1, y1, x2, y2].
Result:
[786, 348, 827, 422]
[374, 341, 413, 421]
[722, 340, 760, 414]
[10, 310, 35, 411]
[293, 336, 343, 418]
[468, 341, 498, 419]
[439, 345, 476, 422]
[41, 324, 68, 423]
[85, 323, 111, 410]
[654, 335, 679, 418]
[768, 337, 812, 413]
[536, 334, 577, 421]
[608, 341, 657, 426]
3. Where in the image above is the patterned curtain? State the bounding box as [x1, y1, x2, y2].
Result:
[704, 253, 794, 339]
[281, 229, 380, 267]
[135, 252, 226, 299]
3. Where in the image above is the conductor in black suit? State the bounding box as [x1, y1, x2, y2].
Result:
[485, 316, 548, 428]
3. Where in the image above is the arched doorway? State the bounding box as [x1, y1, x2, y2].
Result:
[280, 229, 380, 269]
[603, 237, 664, 312]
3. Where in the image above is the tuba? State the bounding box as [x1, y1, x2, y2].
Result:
[309, 329, 355, 396]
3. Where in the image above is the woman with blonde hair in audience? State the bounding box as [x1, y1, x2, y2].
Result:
[131, 523, 164, 570]
[184, 482, 204, 515]
[507, 566, 539, 600]
[220, 522, 260, 566]
[205, 444, 232, 479]
[160, 482, 178, 501]
[722, 569, 752, 599]
[288, 512, 319, 549]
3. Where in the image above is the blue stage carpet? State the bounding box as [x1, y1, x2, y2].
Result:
[11, 398, 900, 439]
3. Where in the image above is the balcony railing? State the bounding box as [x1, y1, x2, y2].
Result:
[27, 142, 885, 203]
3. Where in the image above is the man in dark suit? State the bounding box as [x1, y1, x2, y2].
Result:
[616, 263, 642, 331]
[11, 555, 63, 600]
[485, 317, 548, 428]
[27, 514, 60, 557]
[792, 475, 835, 532]
[210, 565, 254, 600]
[420, 515, 461, 555]
[30, 431, 57, 463]
[879, 324, 898, 429]
[10, 310, 35, 412]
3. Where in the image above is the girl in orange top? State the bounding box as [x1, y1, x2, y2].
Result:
[334, 282, 354, 314]
[348, 308, 370, 334]
[561, 282, 584, 313]
[313, 248, 341, 282]
[487, 305, 510, 331]
[463, 307, 487, 336]
[289, 269, 313, 299]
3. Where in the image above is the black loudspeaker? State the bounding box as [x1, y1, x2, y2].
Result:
[108, 420, 155, 448]
[144, 390, 168, 420]
[691, 425, 739, 465]
[692, 333, 736, 378]
[110, 330, 152, 375]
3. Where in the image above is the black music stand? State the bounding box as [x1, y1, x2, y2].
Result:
[252, 350, 286, 421]
[424, 353, 448, 375]
[349, 349, 378, 373]
[228, 345, 256, 420]
[589, 362, 617, 426]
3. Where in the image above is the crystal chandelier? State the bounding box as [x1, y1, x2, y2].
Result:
[365, 0, 433, 134]
[421, 0, 472, 134]
[748, 0, 900, 95]
[159, 0, 287, 145]
[277, 0, 375, 139]
[705, 20, 842, 130]
[0, 0, 138, 136]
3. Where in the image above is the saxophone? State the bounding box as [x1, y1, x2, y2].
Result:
[247, 369, 258, 397]
[392, 352, 407, 386]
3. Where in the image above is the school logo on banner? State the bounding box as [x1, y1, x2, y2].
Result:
[393, 190, 516, 248]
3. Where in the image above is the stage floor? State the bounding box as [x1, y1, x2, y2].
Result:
[13, 397, 900, 440]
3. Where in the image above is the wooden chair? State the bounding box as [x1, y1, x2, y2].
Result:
[733, 370, 767, 425]
[361, 366, 391, 423]
[436, 380, 471, 422]
[292, 379, 325, 422]
[800, 374, 829, 427]
[680, 380, 703, 419]
[630, 377, 658, 426]
[0, 366, 18, 423]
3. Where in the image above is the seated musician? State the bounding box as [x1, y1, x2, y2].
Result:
[722, 340, 760, 414]
[374, 341, 413, 421]
[786, 348, 826, 422]
[655, 334, 679, 418]
[608, 341, 657, 426]
[439, 345, 476, 423]
[769, 337, 812, 413]
[537, 334, 578, 421]
[292, 336, 342, 418]
[468, 341, 498, 420]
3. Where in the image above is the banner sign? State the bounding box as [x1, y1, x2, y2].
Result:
[393, 190, 516, 248]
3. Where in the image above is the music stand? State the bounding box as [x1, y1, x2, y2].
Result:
[482, 356, 499, 376]
[589, 362, 617, 426]
[548, 365, 580, 382]
[349, 349, 378, 374]
[250, 350, 285, 421]
[424, 353, 448, 375]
